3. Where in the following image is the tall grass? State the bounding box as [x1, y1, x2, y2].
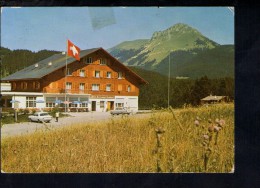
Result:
[1, 103, 234, 173]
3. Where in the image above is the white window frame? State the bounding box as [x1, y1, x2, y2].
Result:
[100, 58, 106, 65]
[26, 97, 36, 108]
[95, 71, 100, 78]
[66, 82, 72, 90]
[79, 83, 85, 91]
[106, 84, 111, 91]
[80, 69, 85, 77]
[127, 85, 131, 92]
[87, 57, 92, 64]
[106, 72, 111, 78]
[118, 72, 123, 79]
[92, 84, 100, 91]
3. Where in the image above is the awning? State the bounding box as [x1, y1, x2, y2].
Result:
[54, 100, 63, 104]
[10, 100, 20, 103]
[72, 101, 82, 104]
[36, 99, 45, 103]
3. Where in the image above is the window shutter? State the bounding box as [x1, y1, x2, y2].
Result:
[132, 85, 135, 92]
[100, 71, 103, 78]
[111, 84, 114, 91]
[118, 84, 122, 91]
[93, 70, 95, 77]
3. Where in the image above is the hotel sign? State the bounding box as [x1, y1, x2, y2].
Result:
[90, 95, 115, 99]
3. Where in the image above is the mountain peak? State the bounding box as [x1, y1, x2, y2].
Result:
[151, 23, 200, 41]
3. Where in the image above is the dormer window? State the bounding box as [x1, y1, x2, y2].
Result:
[118, 72, 123, 79]
[80, 69, 85, 77]
[87, 57, 92, 64]
[100, 58, 106, 65]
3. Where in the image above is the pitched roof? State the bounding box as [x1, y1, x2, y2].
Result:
[1, 48, 148, 84]
[1, 48, 99, 81]
[201, 95, 226, 101]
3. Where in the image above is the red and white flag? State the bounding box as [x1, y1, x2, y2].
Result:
[67, 40, 81, 61]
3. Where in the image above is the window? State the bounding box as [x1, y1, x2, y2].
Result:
[116, 103, 124, 108]
[67, 68, 72, 75]
[66, 82, 72, 90]
[106, 84, 111, 91]
[46, 97, 56, 107]
[100, 101, 105, 108]
[21, 82, 27, 90]
[95, 71, 100, 78]
[87, 57, 92, 64]
[79, 83, 85, 90]
[118, 72, 123, 79]
[80, 103, 88, 108]
[26, 97, 36, 108]
[80, 69, 85, 77]
[106, 72, 111, 78]
[127, 85, 131, 92]
[100, 58, 106, 65]
[92, 84, 100, 91]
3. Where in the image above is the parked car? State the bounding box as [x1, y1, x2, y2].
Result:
[110, 107, 131, 115]
[28, 112, 52, 123]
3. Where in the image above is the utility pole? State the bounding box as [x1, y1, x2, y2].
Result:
[168, 51, 171, 109]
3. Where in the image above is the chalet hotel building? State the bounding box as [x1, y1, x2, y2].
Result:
[1, 48, 147, 112]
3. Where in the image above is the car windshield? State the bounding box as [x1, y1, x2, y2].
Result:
[40, 113, 49, 116]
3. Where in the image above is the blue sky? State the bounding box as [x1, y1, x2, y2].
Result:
[1, 7, 234, 52]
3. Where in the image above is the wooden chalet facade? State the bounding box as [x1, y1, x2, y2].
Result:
[1, 48, 147, 112]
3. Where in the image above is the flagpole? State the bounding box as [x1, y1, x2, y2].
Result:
[65, 40, 68, 113]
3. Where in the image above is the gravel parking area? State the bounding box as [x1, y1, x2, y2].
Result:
[1, 111, 151, 138]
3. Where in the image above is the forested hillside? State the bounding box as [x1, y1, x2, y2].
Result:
[0, 47, 60, 78]
[129, 67, 234, 109]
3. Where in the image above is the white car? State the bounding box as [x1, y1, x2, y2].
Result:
[110, 107, 131, 115]
[28, 112, 52, 123]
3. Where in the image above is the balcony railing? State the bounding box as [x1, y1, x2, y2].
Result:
[43, 88, 89, 94]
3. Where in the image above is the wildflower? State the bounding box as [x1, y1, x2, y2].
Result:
[214, 125, 220, 132]
[219, 119, 225, 127]
[194, 119, 200, 126]
[203, 134, 209, 140]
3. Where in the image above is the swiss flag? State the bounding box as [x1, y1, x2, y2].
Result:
[67, 40, 81, 61]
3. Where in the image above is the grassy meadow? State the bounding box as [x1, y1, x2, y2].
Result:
[1, 103, 234, 173]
